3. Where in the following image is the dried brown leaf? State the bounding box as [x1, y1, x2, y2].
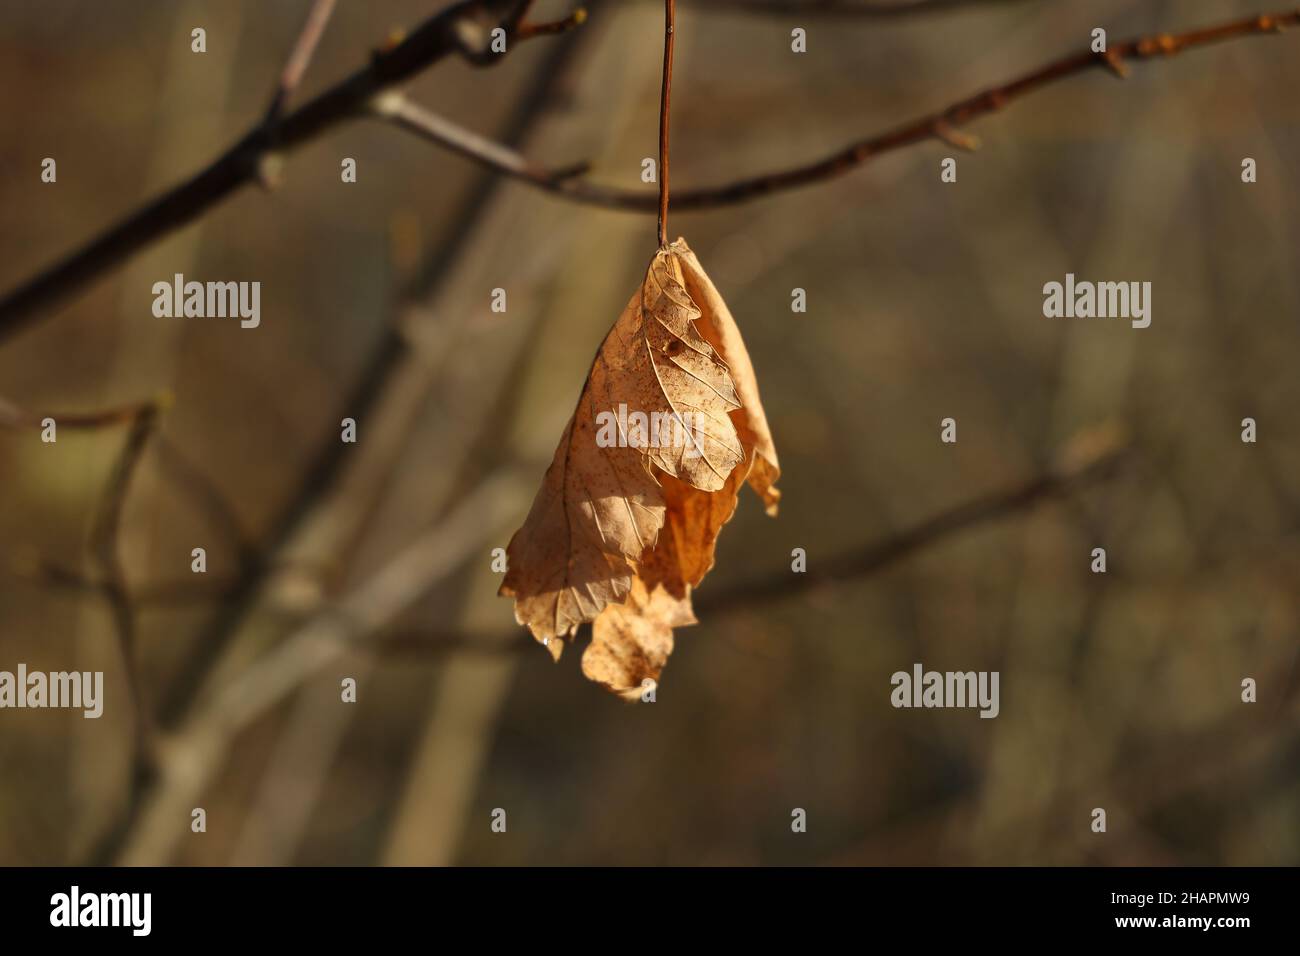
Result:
[501, 238, 780, 693]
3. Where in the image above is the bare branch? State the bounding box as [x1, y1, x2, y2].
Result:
[1, 7, 1286, 343]
[372, 93, 590, 184]
[382, 9, 1300, 211]
[7, 560, 237, 606]
[2, 393, 184, 785]
[86, 406, 162, 794]
[0, 0, 582, 345]
[9, 558, 345, 610]
[697, 431, 1130, 614]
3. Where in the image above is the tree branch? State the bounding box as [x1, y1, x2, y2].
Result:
[2, 393, 256, 593]
[381, 9, 1299, 211]
[697, 431, 1129, 614]
[87, 406, 161, 793]
[375, 426, 1132, 655]
[2, 7, 1287, 343]
[0, 0, 582, 345]
[79, 27, 596, 866]
[372, 93, 591, 185]
[108, 468, 531, 866]
[0, 392, 169, 430]
[0, 392, 227, 791]
[706, 0, 1032, 17]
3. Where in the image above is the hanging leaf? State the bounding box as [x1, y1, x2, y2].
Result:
[501, 238, 780, 694]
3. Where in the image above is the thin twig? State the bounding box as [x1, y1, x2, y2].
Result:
[707, 0, 1032, 17]
[264, 0, 337, 126]
[658, 0, 676, 248]
[372, 93, 590, 183]
[9, 561, 238, 606]
[2, 392, 184, 788]
[0, 0, 584, 345]
[0, 392, 170, 430]
[85, 405, 162, 793]
[383, 9, 1300, 211]
[9, 557, 347, 610]
[518, 5, 588, 39]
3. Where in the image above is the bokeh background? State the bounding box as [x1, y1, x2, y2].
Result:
[1, 0, 1297, 866]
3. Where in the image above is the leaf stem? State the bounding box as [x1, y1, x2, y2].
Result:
[657, 0, 676, 248]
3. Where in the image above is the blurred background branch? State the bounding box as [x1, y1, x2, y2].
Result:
[374, 426, 1131, 655]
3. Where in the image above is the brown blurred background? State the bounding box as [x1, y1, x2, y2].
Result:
[0, 0, 1297, 866]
